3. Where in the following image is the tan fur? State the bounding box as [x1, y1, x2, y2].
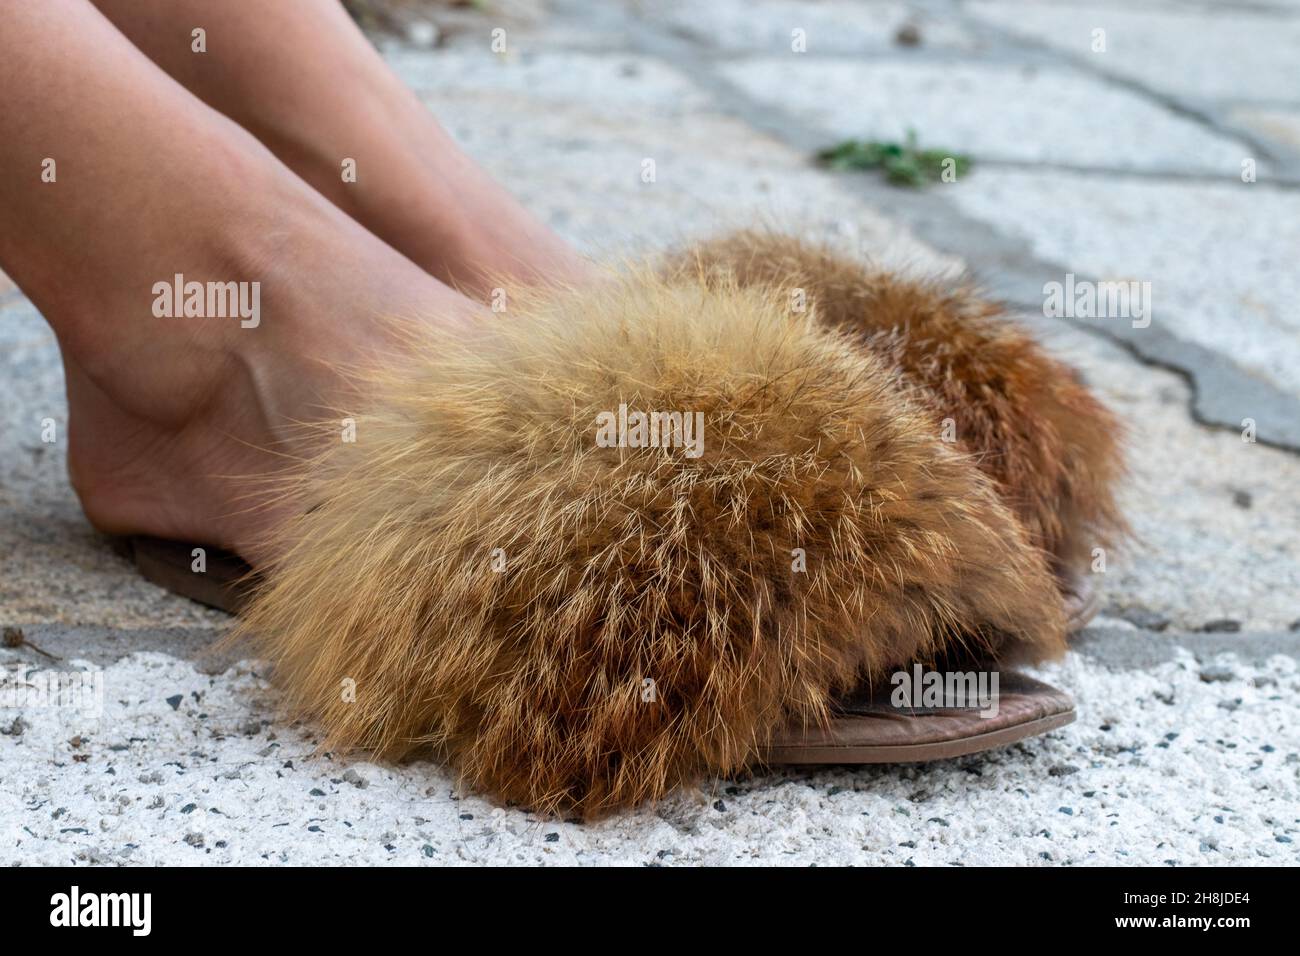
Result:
[236, 269, 1066, 817]
[668, 232, 1127, 572]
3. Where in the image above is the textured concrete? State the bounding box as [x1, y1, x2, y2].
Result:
[967, 1, 1300, 104]
[1031, 323, 1300, 633]
[1074, 627, 1300, 671]
[1230, 106, 1300, 155]
[3, 646, 1295, 865]
[721, 58, 1251, 173]
[949, 171, 1300, 397]
[642, 0, 979, 54]
[389, 48, 959, 268]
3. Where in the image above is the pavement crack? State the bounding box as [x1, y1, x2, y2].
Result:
[952, 2, 1296, 169]
[611, 4, 1300, 455]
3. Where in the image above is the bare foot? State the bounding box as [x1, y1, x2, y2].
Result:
[0, 0, 481, 567]
[60, 177, 482, 567]
[91, 0, 594, 298]
[62, 220, 479, 568]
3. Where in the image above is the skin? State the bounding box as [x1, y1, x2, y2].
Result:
[87, 0, 590, 296]
[0, 0, 587, 566]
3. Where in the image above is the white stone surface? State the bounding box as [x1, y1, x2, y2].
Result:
[948, 170, 1300, 398]
[1034, 322, 1300, 633]
[394, 50, 958, 265]
[1230, 106, 1300, 154]
[720, 58, 1251, 172]
[2, 648, 1295, 865]
[640, 0, 977, 54]
[967, 1, 1300, 103]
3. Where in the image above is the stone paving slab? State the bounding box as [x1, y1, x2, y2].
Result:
[720, 57, 1254, 173]
[1019, 321, 1300, 632]
[601, 0, 1300, 454]
[640, 0, 978, 54]
[394, 49, 961, 266]
[967, 1, 1300, 104]
[947, 170, 1300, 399]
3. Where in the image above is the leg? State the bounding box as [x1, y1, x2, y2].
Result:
[89, 0, 590, 297]
[0, 0, 480, 566]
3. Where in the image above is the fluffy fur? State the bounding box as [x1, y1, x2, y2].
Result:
[667, 232, 1127, 572]
[237, 269, 1067, 817]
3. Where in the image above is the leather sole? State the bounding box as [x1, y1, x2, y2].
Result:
[759, 671, 1075, 765]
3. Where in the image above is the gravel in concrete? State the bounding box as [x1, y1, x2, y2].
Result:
[3, 647, 1295, 865]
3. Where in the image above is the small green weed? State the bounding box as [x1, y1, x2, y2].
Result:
[817, 130, 972, 187]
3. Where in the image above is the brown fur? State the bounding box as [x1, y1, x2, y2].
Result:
[668, 232, 1127, 572]
[236, 269, 1067, 817]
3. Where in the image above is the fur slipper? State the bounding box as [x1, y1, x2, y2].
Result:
[667, 232, 1127, 574]
[231, 267, 1073, 817]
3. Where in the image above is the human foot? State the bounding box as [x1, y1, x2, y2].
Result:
[57, 114, 488, 567]
[61, 194, 481, 569]
[62, 240, 479, 570]
[0, 0, 481, 568]
[91, 0, 593, 299]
